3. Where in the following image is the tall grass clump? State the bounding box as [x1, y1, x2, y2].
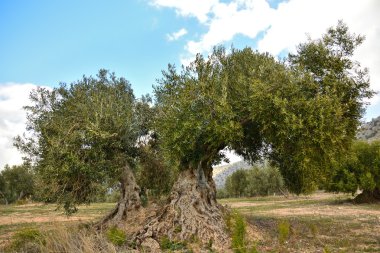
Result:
[9, 228, 45, 253]
[159, 236, 187, 251]
[226, 211, 258, 253]
[106, 226, 127, 246]
[278, 220, 290, 244]
[42, 225, 120, 253]
[5, 224, 122, 253]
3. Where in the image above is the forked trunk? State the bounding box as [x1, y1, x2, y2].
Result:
[135, 164, 231, 252]
[97, 164, 141, 228]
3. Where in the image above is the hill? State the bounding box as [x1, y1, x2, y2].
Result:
[357, 115, 380, 141]
[212, 160, 252, 189]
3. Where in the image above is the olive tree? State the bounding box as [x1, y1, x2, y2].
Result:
[136, 22, 372, 251]
[327, 140, 380, 202]
[0, 163, 34, 204]
[225, 169, 248, 197]
[15, 70, 149, 225]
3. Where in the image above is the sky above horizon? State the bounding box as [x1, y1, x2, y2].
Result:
[1, 0, 380, 168]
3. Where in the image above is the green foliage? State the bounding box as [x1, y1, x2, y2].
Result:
[105, 189, 121, 203]
[15, 70, 151, 214]
[231, 212, 246, 253]
[134, 94, 177, 198]
[245, 165, 285, 197]
[323, 246, 332, 253]
[225, 169, 249, 197]
[154, 21, 372, 194]
[10, 228, 45, 252]
[226, 211, 257, 253]
[159, 236, 187, 251]
[106, 226, 126, 246]
[0, 163, 35, 204]
[223, 165, 285, 198]
[136, 143, 177, 198]
[327, 140, 380, 199]
[308, 223, 318, 238]
[216, 188, 229, 199]
[275, 20, 373, 194]
[278, 220, 290, 244]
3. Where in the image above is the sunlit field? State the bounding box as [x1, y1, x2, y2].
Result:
[220, 192, 380, 252]
[1, 192, 379, 252]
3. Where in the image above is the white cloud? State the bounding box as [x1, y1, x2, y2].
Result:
[167, 28, 188, 41]
[150, 0, 218, 23]
[152, 0, 380, 117]
[0, 83, 43, 169]
[256, 0, 380, 118]
[185, 0, 273, 55]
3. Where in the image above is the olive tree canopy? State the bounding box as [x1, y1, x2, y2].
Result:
[15, 70, 146, 217]
[137, 22, 373, 250]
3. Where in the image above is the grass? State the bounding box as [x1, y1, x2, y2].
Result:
[277, 220, 290, 244]
[1, 193, 379, 252]
[221, 192, 380, 252]
[0, 202, 115, 250]
[106, 226, 127, 246]
[159, 236, 187, 251]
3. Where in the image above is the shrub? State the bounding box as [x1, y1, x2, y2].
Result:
[160, 236, 187, 250]
[226, 211, 258, 253]
[278, 220, 290, 244]
[327, 141, 380, 202]
[0, 163, 35, 204]
[216, 188, 230, 198]
[231, 212, 246, 253]
[106, 226, 126, 246]
[10, 228, 45, 252]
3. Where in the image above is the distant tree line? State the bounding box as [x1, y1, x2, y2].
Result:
[0, 163, 34, 204]
[216, 139, 380, 201]
[217, 164, 286, 198]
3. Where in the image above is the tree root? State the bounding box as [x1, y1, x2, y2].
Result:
[134, 168, 231, 252]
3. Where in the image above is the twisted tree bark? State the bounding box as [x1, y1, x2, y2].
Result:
[97, 164, 141, 228]
[135, 163, 231, 251]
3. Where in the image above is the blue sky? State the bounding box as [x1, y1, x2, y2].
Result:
[0, 0, 195, 96]
[1, 0, 379, 168]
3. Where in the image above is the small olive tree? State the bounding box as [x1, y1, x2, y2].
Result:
[0, 163, 35, 204]
[327, 140, 380, 202]
[15, 70, 149, 225]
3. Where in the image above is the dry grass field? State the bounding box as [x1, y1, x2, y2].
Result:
[0, 202, 115, 250]
[0, 193, 379, 252]
[220, 192, 380, 252]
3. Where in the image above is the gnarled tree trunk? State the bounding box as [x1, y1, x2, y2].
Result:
[354, 187, 380, 203]
[97, 164, 141, 228]
[135, 163, 231, 252]
[0, 191, 8, 205]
